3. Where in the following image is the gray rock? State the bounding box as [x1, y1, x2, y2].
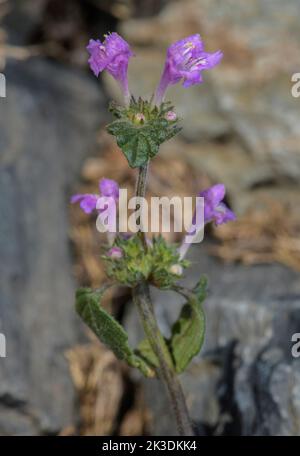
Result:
[0, 57, 106, 435]
[2, 0, 48, 45]
[125, 244, 300, 435]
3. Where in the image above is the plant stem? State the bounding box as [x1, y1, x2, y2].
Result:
[135, 160, 149, 250]
[133, 162, 194, 436]
[133, 281, 194, 436]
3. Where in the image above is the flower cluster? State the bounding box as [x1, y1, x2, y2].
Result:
[87, 32, 222, 106]
[73, 32, 233, 259]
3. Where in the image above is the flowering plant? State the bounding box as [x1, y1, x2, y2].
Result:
[72, 32, 235, 436]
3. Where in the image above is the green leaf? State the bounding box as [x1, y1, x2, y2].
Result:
[107, 120, 157, 168]
[107, 99, 181, 168]
[170, 279, 207, 373]
[76, 287, 155, 377]
[135, 338, 159, 370]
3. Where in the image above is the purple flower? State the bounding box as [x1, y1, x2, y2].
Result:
[70, 194, 99, 214]
[200, 184, 236, 226]
[87, 33, 133, 104]
[155, 34, 223, 104]
[99, 178, 119, 201]
[71, 178, 119, 215]
[178, 184, 235, 259]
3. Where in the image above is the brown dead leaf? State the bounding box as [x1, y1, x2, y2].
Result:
[211, 199, 300, 271]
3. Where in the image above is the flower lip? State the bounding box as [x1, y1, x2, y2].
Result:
[70, 194, 99, 214]
[199, 183, 236, 226]
[87, 33, 133, 78]
[168, 34, 223, 87]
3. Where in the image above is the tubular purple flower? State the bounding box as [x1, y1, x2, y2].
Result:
[155, 34, 223, 104]
[200, 184, 236, 226]
[87, 32, 133, 104]
[70, 178, 119, 215]
[178, 184, 236, 259]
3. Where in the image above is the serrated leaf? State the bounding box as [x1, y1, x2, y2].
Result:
[76, 287, 155, 377]
[170, 280, 207, 373]
[107, 115, 180, 168]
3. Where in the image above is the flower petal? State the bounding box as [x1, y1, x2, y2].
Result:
[71, 193, 98, 214]
[200, 184, 225, 207]
[99, 178, 119, 200]
[214, 203, 236, 225]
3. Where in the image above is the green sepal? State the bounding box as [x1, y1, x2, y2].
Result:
[170, 277, 207, 373]
[102, 234, 189, 289]
[149, 236, 190, 289]
[75, 287, 155, 377]
[102, 236, 152, 287]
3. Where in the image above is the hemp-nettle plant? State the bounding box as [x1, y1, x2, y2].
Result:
[72, 32, 235, 436]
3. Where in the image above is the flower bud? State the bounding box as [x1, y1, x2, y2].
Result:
[165, 111, 177, 121]
[170, 264, 183, 276]
[107, 246, 123, 259]
[134, 113, 146, 124]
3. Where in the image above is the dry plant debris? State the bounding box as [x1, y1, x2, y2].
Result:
[211, 199, 300, 272]
[66, 336, 150, 436]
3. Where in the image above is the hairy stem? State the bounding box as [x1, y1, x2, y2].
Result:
[133, 162, 194, 436]
[135, 160, 149, 250]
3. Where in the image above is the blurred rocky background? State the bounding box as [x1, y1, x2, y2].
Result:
[0, 0, 299, 436]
